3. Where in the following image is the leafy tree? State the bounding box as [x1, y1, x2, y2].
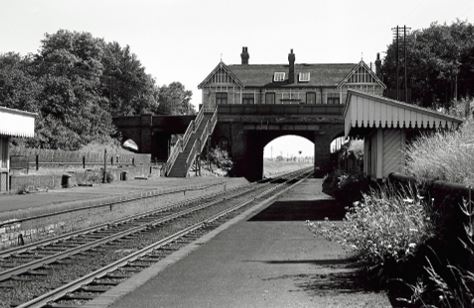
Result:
[0, 52, 42, 112]
[157, 81, 195, 115]
[32, 30, 113, 149]
[0, 29, 194, 150]
[101, 42, 159, 116]
[381, 20, 474, 108]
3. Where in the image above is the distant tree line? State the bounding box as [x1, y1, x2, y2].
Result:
[0, 30, 194, 150]
[381, 20, 474, 108]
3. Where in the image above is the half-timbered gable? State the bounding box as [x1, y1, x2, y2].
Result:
[334, 61, 386, 106]
[198, 62, 244, 109]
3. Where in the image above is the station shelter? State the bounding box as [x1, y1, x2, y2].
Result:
[0, 106, 36, 192]
[343, 90, 463, 180]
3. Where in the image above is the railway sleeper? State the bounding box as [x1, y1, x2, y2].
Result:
[104, 273, 130, 279]
[63, 292, 96, 300]
[122, 264, 149, 270]
[139, 256, 162, 262]
[46, 303, 84, 308]
[24, 270, 49, 276]
[127, 261, 154, 267]
[52, 259, 75, 265]
[89, 279, 121, 286]
[79, 285, 111, 292]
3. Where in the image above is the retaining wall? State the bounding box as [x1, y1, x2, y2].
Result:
[9, 165, 153, 193]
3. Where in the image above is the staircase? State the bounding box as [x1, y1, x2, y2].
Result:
[163, 107, 218, 177]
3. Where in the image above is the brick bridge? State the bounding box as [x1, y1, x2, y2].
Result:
[114, 104, 344, 181]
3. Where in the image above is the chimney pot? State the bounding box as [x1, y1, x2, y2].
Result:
[241, 47, 249, 65]
[288, 49, 295, 84]
[375, 53, 382, 78]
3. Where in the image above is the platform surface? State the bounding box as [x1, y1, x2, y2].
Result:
[104, 179, 390, 307]
[0, 176, 243, 214]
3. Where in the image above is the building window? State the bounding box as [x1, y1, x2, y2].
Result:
[306, 92, 316, 104]
[298, 72, 310, 82]
[242, 93, 254, 104]
[327, 93, 340, 104]
[265, 92, 275, 104]
[215, 92, 228, 104]
[273, 72, 286, 82]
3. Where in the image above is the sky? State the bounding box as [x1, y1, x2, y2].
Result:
[0, 0, 472, 157]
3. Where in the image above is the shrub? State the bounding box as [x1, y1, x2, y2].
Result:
[322, 170, 369, 206]
[208, 146, 233, 172]
[105, 170, 114, 183]
[406, 119, 474, 186]
[309, 186, 434, 270]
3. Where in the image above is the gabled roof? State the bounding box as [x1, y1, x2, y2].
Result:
[226, 63, 356, 87]
[338, 61, 386, 89]
[198, 61, 243, 89]
[344, 90, 463, 137]
[0, 106, 36, 138]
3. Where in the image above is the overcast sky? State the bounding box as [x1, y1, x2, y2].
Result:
[1, 0, 472, 157]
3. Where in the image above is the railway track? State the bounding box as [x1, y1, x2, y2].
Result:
[0, 169, 311, 308]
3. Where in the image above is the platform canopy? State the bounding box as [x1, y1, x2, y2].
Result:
[344, 90, 463, 137]
[0, 106, 36, 138]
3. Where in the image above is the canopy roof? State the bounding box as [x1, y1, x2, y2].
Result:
[0, 106, 36, 138]
[344, 90, 463, 137]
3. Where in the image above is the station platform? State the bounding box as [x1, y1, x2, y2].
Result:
[87, 179, 390, 308]
[0, 176, 247, 219]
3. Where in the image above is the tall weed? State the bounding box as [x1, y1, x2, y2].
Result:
[396, 200, 474, 307]
[406, 120, 474, 186]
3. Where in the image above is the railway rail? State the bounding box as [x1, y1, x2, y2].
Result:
[0, 168, 311, 308]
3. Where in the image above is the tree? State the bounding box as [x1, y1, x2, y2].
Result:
[0, 52, 42, 112]
[381, 20, 474, 108]
[157, 82, 195, 115]
[101, 42, 159, 116]
[32, 30, 113, 149]
[1, 29, 194, 150]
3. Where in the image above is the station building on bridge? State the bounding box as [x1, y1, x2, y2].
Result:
[194, 47, 387, 180]
[199, 47, 385, 109]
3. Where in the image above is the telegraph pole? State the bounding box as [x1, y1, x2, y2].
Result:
[394, 26, 400, 100]
[392, 25, 411, 102]
[404, 25, 409, 103]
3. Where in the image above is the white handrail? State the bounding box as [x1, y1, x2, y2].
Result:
[168, 106, 218, 176]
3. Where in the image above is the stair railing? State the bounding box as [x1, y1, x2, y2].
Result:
[185, 112, 216, 173]
[163, 107, 206, 176]
[162, 138, 182, 175]
[208, 107, 218, 134]
[194, 107, 205, 131]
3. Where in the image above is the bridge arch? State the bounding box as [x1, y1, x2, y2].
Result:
[263, 135, 314, 177]
[211, 126, 336, 181]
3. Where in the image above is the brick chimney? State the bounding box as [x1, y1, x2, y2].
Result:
[288, 49, 295, 83]
[241, 47, 249, 65]
[375, 53, 382, 79]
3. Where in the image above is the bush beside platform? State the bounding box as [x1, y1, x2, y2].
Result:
[315, 170, 474, 307]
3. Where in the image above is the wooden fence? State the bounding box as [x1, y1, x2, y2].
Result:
[9, 147, 151, 172]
